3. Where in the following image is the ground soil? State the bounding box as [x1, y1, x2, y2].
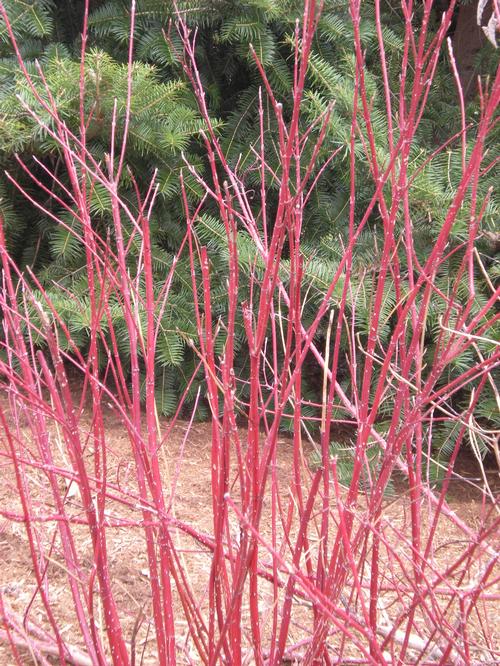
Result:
[0, 391, 498, 665]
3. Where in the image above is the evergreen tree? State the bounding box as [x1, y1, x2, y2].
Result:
[0, 1, 497, 469]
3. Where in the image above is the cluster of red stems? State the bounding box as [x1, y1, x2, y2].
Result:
[0, 1, 499, 664]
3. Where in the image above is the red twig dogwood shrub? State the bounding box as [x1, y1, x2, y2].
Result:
[0, 1, 498, 664]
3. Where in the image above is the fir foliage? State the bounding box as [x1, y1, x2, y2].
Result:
[0, 0, 497, 467]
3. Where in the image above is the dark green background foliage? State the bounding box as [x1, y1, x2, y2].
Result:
[0, 1, 498, 468]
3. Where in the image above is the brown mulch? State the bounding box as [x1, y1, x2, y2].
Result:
[0, 392, 498, 665]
